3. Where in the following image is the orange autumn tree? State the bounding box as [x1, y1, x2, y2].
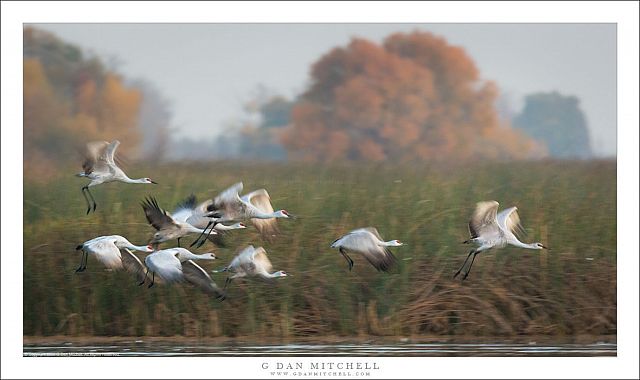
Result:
[282, 32, 545, 162]
[24, 27, 142, 181]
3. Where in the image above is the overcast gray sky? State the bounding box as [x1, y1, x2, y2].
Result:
[32, 23, 616, 157]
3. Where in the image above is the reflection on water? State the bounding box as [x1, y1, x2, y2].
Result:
[24, 341, 616, 357]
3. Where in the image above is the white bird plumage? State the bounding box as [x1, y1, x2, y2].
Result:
[76, 140, 156, 214]
[75, 235, 153, 283]
[141, 195, 243, 248]
[331, 227, 403, 272]
[168, 194, 247, 248]
[215, 245, 288, 291]
[454, 201, 549, 280]
[192, 182, 292, 245]
[142, 248, 223, 299]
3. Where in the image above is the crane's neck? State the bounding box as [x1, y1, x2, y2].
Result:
[186, 224, 208, 234]
[114, 237, 149, 252]
[511, 240, 539, 250]
[178, 252, 215, 261]
[125, 177, 148, 184]
[214, 223, 243, 231]
[127, 244, 150, 252]
[251, 209, 280, 219]
[264, 271, 284, 278]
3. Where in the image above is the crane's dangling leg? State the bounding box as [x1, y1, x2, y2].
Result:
[224, 276, 233, 291]
[190, 220, 213, 248]
[81, 186, 92, 215]
[138, 268, 149, 286]
[177, 238, 181, 248]
[462, 251, 480, 280]
[147, 272, 155, 288]
[75, 250, 87, 272]
[339, 248, 354, 271]
[197, 220, 219, 249]
[454, 249, 476, 279]
[86, 186, 97, 212]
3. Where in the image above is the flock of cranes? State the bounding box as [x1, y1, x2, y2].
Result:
[74, 140, 549, 300]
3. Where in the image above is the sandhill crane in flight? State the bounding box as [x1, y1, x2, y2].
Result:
[172, 194, 246, 247]
[214, 245, 288, 291]
[75, 235, 153, 283]
[141, 196, 242, 248]
[192, 182, 292, 247]
[141, 248, 223, 298]
[330, 227, 404, 272]
[454, 201, 549, 280]
[76, 140, 156, 214]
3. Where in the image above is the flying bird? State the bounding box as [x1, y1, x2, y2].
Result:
[330, 227, 403, 272]
[192, 182, 292, 246]
[75, 235, 153, 283]
[171, 194, 246, 248]
[454, 201, 549, 280]
[141, 248, 222, 299]
[76, 140, 156, 214]
[214, 245, 288, 291]
[141, 196, 231, 248]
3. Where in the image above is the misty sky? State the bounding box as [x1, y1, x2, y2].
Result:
[32, 23, 616, 156]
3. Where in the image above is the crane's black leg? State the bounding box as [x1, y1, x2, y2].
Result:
[224, 276, 233, 291]
[454, 250, 476, 279]
[138, 268, 149, 286]
[462, 251, 480, 280]
[86, 187, 97, 212]
[148, 272, 155, 288]
[177, 238, 181, 248]
[339, 248, 354, 271]
[190, 220, 213, 247]
[75, 250, 87, 272]
[82, 186, 97, 213]
[81, 186, 92, 215]
[196, 220, 219, 249]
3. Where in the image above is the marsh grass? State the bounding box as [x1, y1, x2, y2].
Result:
[23, 160, 616, 338]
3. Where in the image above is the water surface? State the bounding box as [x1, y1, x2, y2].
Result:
[23, 341, 616, 357]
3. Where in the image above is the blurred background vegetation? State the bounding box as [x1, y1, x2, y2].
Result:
[23, 27, 614, 339]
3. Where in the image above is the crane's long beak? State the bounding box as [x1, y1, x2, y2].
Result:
[151, 180, 158, 184]
[542, 245, 549, 250]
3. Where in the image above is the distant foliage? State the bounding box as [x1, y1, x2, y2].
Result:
[236, 95, 292, 161]
[514, 92, 593, 159]
[23, 27, 143, 181]
[131, 80, 172, 162]
[282, 32, 546, 162]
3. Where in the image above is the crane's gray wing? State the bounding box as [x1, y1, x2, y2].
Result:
[341, 231, 396, 272]
[468, 201, 500, 239]
[497, 206, 525, 238]
[120, 248, 147, 283]
[245, 189, 279, 239]
[171, 194, 218, 229]
[230, 245, 258, 274]
[195, 199, 213, 215]
[182, 260, 224, 298]
[173, 194, 197, 214]
[358, 227, 383, 241]
[360, 246, 396, 272]
[171, 195, 197, 224]
[102, 140, 121, 166]
[208, 182, 244, 220]
[251, 247, 274, 274]
[141, 196, 179, 231]
[81, 141, 110, 174]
